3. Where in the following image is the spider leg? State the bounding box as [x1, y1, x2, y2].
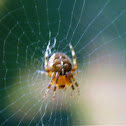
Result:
[43, 72, 55, 99]
[45, 43, 50, 72]
[36, 70, 52, 77]
[53, 86, 57, 101]
[73, 70, 79, 76]
[72, 76, 80, 95]
[53, 72, 59, 101]
[63, 86, 67, 92]
[36, 70, 48, 76]
[69, 44, 77, 72]
[70, 80, 75, 98]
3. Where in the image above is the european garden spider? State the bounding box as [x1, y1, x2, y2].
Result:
[37, 43, 79, 101]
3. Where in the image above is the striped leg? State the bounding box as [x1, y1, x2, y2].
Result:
[43, 72, 55, 99]
[72, 77, 80, 95]
[36, 70, 48, 76]
[45, 43, 50, 72]
[63, 86, 67, 92]
[69, 44, 77, 72]
[70, 81, 75, 98]
[73, 70, 79, 76]
[53, 72, 59, 101]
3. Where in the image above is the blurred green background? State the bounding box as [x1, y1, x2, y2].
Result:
[0, 0, 126, 125]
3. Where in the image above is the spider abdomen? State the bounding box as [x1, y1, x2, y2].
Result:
[48, 53, 72, 74]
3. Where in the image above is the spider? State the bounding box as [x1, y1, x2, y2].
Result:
[37, 43, 80, 101]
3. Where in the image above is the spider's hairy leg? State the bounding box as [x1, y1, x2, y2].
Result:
[36, 70, 52, 77]
[45, 43, 50, 72]
[73, 70, 79, 76]
[69, 43, 77, 72]
[63, 86, 67, 92]
[72, 76, 80, 95]
[70, 79, 75, 98]
[43, 72, 55, 99]
[36, 70, 48, 76]
[53, 72, 59, 101]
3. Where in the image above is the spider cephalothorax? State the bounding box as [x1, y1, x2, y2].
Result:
[37, 43, 80, 101]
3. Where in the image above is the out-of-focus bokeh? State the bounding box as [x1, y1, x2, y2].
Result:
[0, 0, 126, 125]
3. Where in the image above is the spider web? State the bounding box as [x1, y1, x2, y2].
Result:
[1, 0, 126, 125]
